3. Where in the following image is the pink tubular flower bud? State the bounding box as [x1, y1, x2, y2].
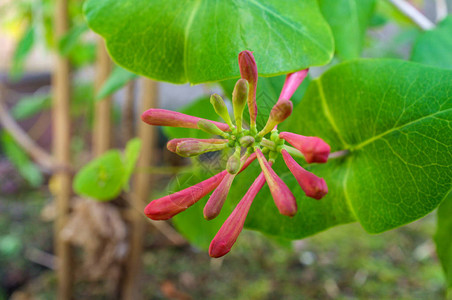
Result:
[255, 148, 297, 217]
[141, 108, 230, 131]
[281, 149, 328, 200]
[176, 140, 228, 157]
[278, 69, 309, 102]
[209, 171, 267, 258]
[279, 132, 331, 163]
[240, 152, 257, 172]
[259, 99, 293, 136]
[203, 153, 257, 220]
[203, 173, 236, 220]
[238, 51, 258, 128]
[144, 171, 228, 220]
[167, 138, 226, 153]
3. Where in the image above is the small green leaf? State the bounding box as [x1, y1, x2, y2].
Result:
[123, 138, 142, 191]
[84, 0, 334, 84]
[96, 65, 137, 101]
[10, 26, 35, 80]
[411, 16, 452, 70]
[435, 194, 452, 288]
[73, 151, 125, 201]
[68, 43, 96, 67]
[318, 0, 376, 60]
[11, 93, 51, 120]
[0, 235, 22, 257]
[58, 23, 89, 55]
[0, 132, 43, 187]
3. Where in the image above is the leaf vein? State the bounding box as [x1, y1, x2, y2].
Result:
[353, 107, 452, 150]
[317, 79, 349, 147]
[183, 0, 202, 80]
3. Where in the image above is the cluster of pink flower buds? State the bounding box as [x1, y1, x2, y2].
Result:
[142, 51, 331, 258]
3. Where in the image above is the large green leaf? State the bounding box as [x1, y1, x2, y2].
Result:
[83, 0, 334, 84]
[172, 59, 452, 245]
[318, 0, 376, 60]
[278, 59, 451, 234]
[435, 194, 452, 288]
[411, 16, 452, 70]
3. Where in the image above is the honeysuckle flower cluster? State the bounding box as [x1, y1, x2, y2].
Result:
[142, 51, 331, 258]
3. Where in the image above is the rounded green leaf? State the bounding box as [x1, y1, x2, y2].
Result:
[282, 59, 452, 234]
[83, 0, 334, 84]
[73, 150, 125, 201]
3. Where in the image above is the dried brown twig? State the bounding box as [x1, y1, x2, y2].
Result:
[0, 85, 61, 172]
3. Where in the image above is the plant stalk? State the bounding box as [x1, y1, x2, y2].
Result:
[388, 0, 435, 30]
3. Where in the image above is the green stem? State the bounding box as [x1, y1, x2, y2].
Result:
[328, 150, 350, 159]
[260, 138, 276, 150]
[282, 145, 304, 159]
[283, 145, 350, 160]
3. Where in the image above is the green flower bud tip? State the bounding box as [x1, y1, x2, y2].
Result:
[259, 99, 293, 136]
[232, 79, 249, 131]
[197, 120, 228, 138]
[176, 140, 227, 157]
[210, 94, 233, 128]
[239, 136, 255, 148]
[226, 147, 242, 174]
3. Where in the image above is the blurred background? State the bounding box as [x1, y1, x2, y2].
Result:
[0, 0, 451, 299]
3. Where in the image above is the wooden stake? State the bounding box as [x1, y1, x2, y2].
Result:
[92, 39, 118, 297]
[93, 40, 112, 155]
[122, 80, 136, 143]
[122, 79, 158, 300]
[52, 0, 72, 298]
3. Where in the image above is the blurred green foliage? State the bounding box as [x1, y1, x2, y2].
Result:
[73, 138, 142, 201]
[0, 132, 43, 187]
[96, 65, 137, 101]
[412, 15, 452, 69]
